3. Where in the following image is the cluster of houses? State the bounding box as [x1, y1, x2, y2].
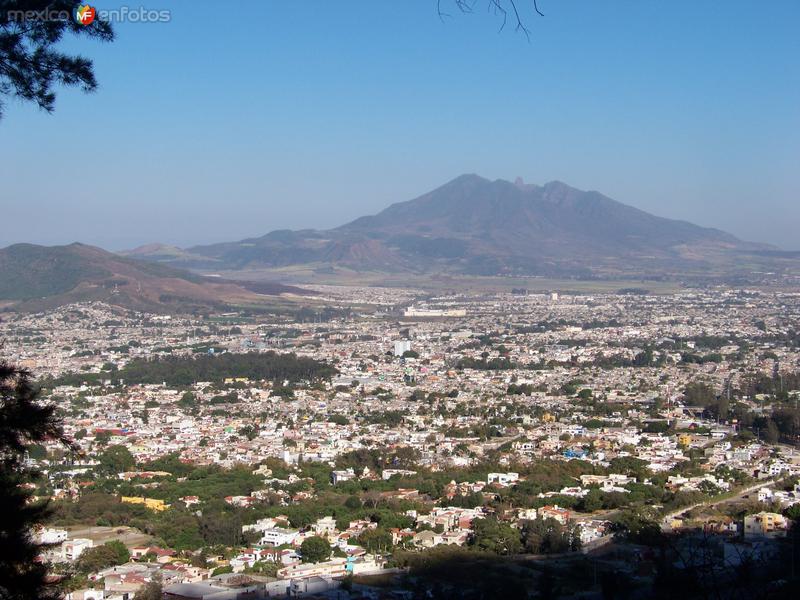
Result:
[7, 287, 800, 598]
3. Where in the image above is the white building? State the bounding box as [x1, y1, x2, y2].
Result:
[242, 517, 281, 534]
[37, 527, 68, 545]
[63, 538, 93, 561]
[393, 340, 412, 357]
[289, 575, 340, 595]
[403, 307, 466, 318]
[330, 468, 356, 485]
[279, 558, 347, 580]
[259, 527, 300, 547]
[313, 516, 337, 538]
[382, 468, 417, 480]
[487, 472, 519, 486]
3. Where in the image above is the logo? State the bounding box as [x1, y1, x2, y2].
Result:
[75, 4, 96, 25]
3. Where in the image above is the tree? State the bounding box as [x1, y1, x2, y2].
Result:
[579, 487, 603, 513]
[344, 495, 362, 509]
[610, 509, 664, 547]
[98, 444, 135, 475]
[238, 424, 258, 441]
[784, 504, 800, 521]
[329, 414, 349, 426]
[199, 511, 243, 547]
[0, 1, 114, 118]
[357, 528, 393, 554]
[244, 561, 278, 577]
[105, 539, 130, 563]
[764, 419, 780, 444]
[133, 576, 163, 600]
[469, 517, 523, 555]
[1, 362, 69, 600]
[300, 536, 331, 563]
[520, 518, 572, 554]
[683, 381, 730, 420]
[76, 540, 130, 573]
[177, 391, 197, 409]
[607, 456, 649, 481]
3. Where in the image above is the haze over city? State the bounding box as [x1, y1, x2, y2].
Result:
[2, 0, 799, 250]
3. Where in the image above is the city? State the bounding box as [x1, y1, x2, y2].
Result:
[4, 284, 799, 598]
[2, 1, 799, 599]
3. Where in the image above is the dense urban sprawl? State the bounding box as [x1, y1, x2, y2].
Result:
[5, 285, 800, 599]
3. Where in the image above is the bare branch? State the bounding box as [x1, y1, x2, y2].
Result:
[440, 1, 543, 39]
[488, 0, 509, 34]
[437, 0, 450, 22]
[507, 0, 531, 38]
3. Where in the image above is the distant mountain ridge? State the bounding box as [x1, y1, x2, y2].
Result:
[0, 242, 306, 312]
[134, 174, 774, 279]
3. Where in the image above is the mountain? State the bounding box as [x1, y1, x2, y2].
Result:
[128, 175, 781, 279]
[0, 243, 307, 312]
[120, 243, 197, 262]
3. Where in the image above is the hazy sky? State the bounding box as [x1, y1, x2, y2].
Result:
[1, 0, 799, 250]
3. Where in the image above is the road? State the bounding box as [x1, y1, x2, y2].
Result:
[660, 478, 776, 530]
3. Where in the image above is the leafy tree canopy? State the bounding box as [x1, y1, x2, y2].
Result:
[300, 536, 331, 563]
[0, 0, 114, 118]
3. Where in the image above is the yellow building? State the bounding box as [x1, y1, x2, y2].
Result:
[120, 496, 170, 512]
[744, 511, 787, 538]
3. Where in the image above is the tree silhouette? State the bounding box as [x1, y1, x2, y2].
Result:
[439, 0, 545, 38]
[0, 0, 113, 118]
[0, 362, 72, 600]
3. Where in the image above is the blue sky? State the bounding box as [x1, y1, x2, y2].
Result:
[1, 0, 799, 250]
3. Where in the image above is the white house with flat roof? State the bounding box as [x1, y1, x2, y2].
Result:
[259, 527, 299, 547]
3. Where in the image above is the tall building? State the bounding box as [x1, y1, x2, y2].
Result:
[394, 340, 411, 356]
